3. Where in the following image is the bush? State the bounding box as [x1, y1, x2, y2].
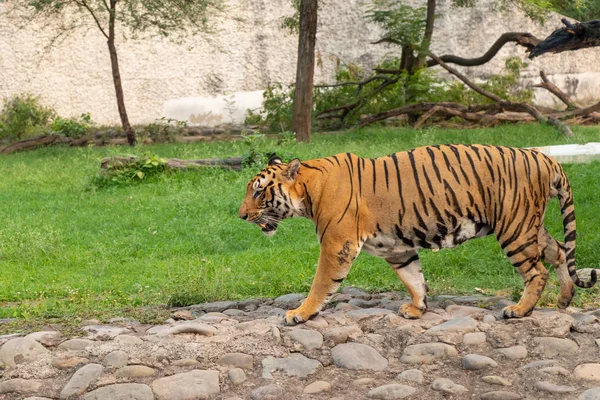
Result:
[0, 93, 55, 142]
[50, 113, 94, 138]
[89, 154, 170, 189]
[138, 117, 187, 143]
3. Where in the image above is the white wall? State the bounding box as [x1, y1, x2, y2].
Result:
[1, 0, 599, 127]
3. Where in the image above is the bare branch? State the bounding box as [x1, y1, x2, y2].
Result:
[533, 71, 579, 110]
[78, 0, 108, 39]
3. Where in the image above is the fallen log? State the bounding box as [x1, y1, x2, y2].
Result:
[101, 156, 244, 171]
[0, 135, 71, 155]
[530, 19, 600, 59]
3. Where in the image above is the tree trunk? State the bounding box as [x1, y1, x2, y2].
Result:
[291, 0, 318, 143]
[107, 0, 136, 146]
[415, 0, 436, 71]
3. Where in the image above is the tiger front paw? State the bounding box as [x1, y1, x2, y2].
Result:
[284, 308, 316, 326]
[502, 305, 532, 319]
[399, 303, 425, 319]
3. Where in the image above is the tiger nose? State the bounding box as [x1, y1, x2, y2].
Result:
[239, 206, 248, 220]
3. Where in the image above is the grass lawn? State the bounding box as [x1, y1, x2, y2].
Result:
[1, 124, 599, 331]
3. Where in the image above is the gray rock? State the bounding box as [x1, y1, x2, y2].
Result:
[341, 286, 371, 298]
[83, 383, 154, 400]
[303, 381, 331, 394]
[58, 338, 95, 351]
[346, 308, 393, 320]
[579, 388, 600, 400]
[483, 314, 497, 324]
[400, 343, 458, 364]
[81, 325, 132, 340]
[52, 356, 90, 370]
[533, 337, 578, 357]
[25, 331, 62, 346]
[331, 343, 388, 371]
[60, 363, 104, 399]
[574, 363, 600, 380]
[534, 381, 577, 393]
[462, 354, 498, 370]
[223, 309, 247, 316]
[172, 359, 199, 367]
[446, 304, 486, 317]
[228, 368, 246, 385]
[287, 329, 323, 349]
[540, 366, 570, 376]
[398, 369, 424, 384]
[217, 353, 254, 370]
[497, 345, 528, 360]
[105, 350, 128, 369]
[487, 325, 517, 348]
[0, 337, 49, 368]
[572, 313, 599, 333]
[0, 379, 42, 395]
[534, 312, 574, 338]
[349, 298, 381, 308]
[480, 392, 523, 400]
[324, 326, 362, 345]
[151, 370, 220, 400]
[262, 353, 321, 378]
[156, 322, 217, 337]
[482, 376, 511, 386]
[191, 301, 238, 313]
[463, 332, 486, 345]
[424, 317, 478, 336]
[115, 365, 156, 378]
[273, 293, 305, 309]
[251, 384, 286, 400]
[432, 378, 468, 395]
[114, 335, 143, 346]
[354, 378, 376, 386]
[367, 384, 417, 399]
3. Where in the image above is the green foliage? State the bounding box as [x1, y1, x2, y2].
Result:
[550, 0, 600, 20]
[244, 83, 295, 132]
[50, 113, 94, 139]
[138, 117, 187, 143]
[365, 0, 426, 47]
[0, 93, 55, 142]
[90, 154, 169, 189]
[281, 0, 301, 33]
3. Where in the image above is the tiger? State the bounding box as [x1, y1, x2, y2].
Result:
[238, 144, 597, 325]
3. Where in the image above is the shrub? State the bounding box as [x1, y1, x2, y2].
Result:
[50, 113, 94, 138]
[138, 117, 187, 143]
[0, 93, 55, 142]
[89, 154, 170, 189]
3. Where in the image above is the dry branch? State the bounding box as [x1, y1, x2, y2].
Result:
[534, 70, 579, 110]
[0, 134, 70, 155]
[530, 19, 600, 59]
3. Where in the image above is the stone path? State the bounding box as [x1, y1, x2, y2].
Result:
[1, 288, 600, 399]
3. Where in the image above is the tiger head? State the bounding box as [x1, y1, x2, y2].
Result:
[238, 156, 303, 236]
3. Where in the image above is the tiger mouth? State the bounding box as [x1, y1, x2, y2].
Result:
[257, 221, 278, 236]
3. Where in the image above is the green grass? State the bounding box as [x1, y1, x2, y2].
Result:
[1, 124, 600, 330]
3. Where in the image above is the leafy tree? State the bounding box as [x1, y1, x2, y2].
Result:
[550, 0, 600, 20]
[9, 0, 222, 146]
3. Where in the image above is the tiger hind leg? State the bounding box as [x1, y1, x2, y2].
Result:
[387, 251, 428, 319]
[502, 236, 549, 318]
[538, 228, 573, 309]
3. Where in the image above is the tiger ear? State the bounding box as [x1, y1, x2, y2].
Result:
[268, 156, 282, 166]
[283, 158, 301, 181]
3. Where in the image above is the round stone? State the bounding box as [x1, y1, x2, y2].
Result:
[58, 338, 95, 351]
[532, 337, 578, 357]
[217, 353, 254, 370]
[579, 388, 600, 400]
[262, 353, 321, 378]
[151, 370, 220, 400]
[324, 326, 362, 345]
[534, 381, 577, 393]
[287, 329, 323, 350]
[331, 343, 388, 371]
[575, 364, 600, 381]
[115, 365, 156, 378]
[303, 381, 331, 394]
[114, 335, 143, 346]
[82, 383, 153, 400]
[105, 350, 128, 369]
[250, 384, 285, 400]
[0, 379, 42, 395]
[462, 354, 498, 370]
[400, 343, 458, 364]
[60, 363, 104, 399]
[367, 384, 417, 399]
[424, 317, 478, 336]
[483, 314, 497, 324]
[497, 345, 528, 360]
[480, 391, 523, 400]
[398, 369, 424, 384]
[432, 378, 468, 395]
[228, 368, 246, 385]
[0, 337, 49, 368]
[482, 376, 511, 386]
[463, 332, 487, 345]
[540, 366, 570, 376]
[156, 323, 217, 337]
[353, 378, 376, 386]
[52, 356, 90, 370]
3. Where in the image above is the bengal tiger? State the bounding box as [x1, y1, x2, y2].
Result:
[238, 144, 596, 325]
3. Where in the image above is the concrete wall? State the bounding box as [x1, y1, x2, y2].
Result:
[1, 0, 599, 127]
